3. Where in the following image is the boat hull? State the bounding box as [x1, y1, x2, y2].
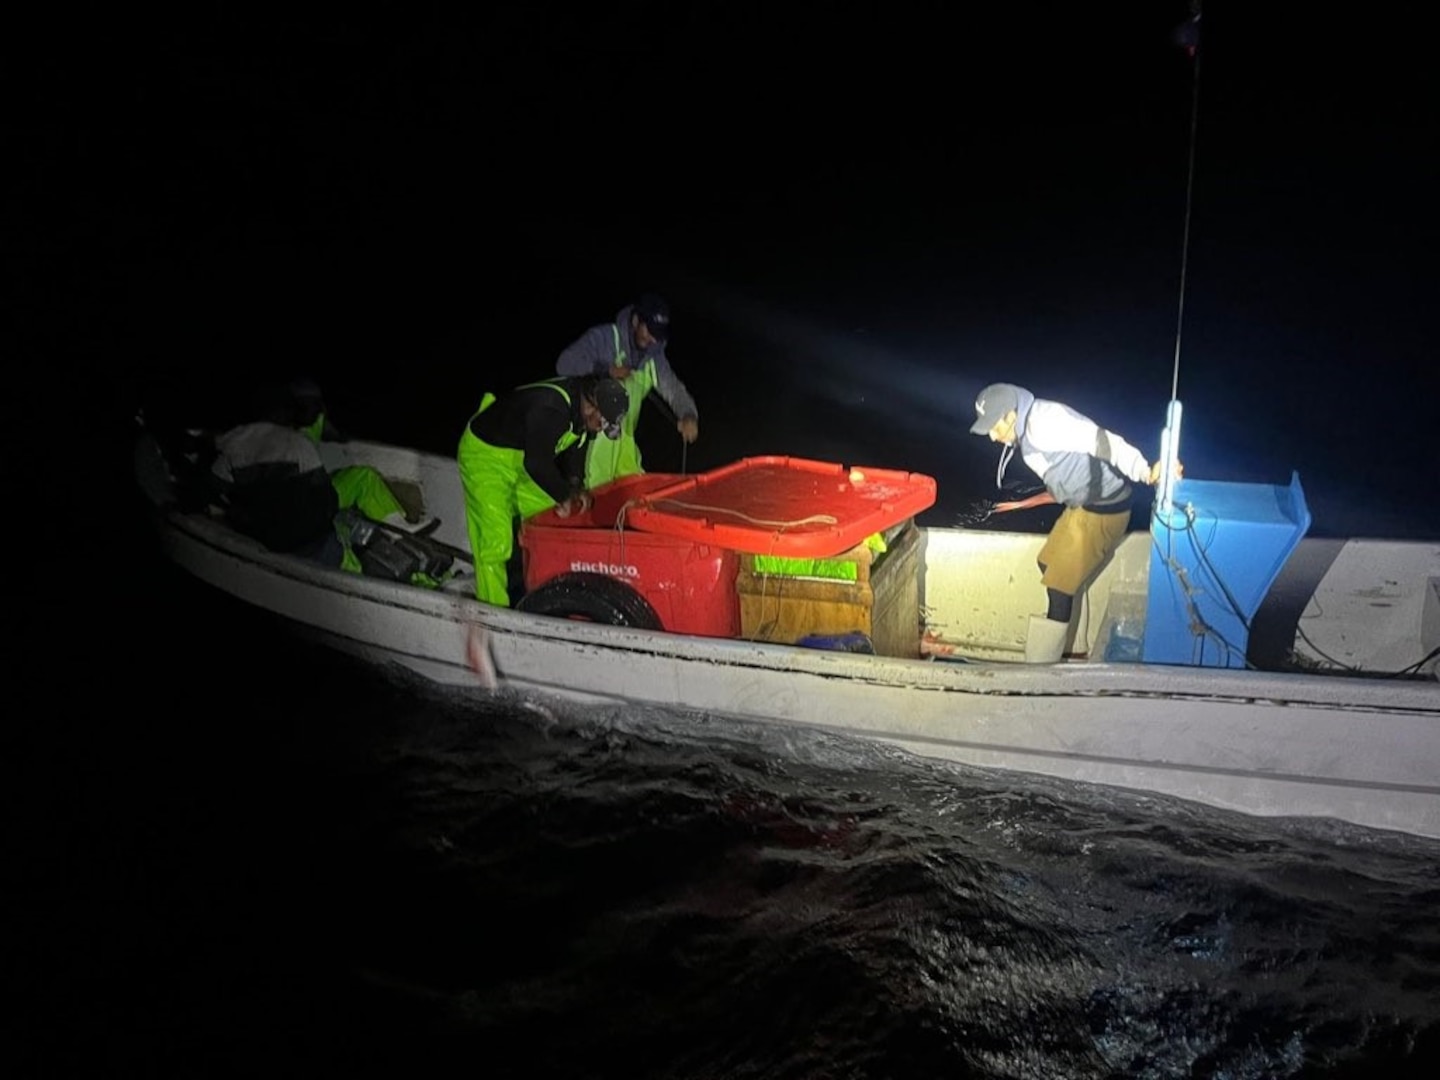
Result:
[141, 436, 1440, 841]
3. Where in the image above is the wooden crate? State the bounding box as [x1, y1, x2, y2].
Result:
[736, 521, 922, 658]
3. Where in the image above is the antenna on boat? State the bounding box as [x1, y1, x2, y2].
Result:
[1157, 1, 1203, 517]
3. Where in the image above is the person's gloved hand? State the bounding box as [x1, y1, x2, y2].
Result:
[678, 417, 699, 444]
[555, 490, 594, 519]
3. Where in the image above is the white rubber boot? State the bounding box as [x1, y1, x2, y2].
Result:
[1024, 615, 1069, 664]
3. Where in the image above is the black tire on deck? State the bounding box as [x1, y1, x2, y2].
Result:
[515, 572, 664, 630]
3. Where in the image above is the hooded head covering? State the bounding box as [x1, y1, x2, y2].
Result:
[969, 383, 1023, 435]
[969, 383, 1036, 489]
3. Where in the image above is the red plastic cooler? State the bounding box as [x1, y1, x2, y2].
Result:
[623, 456, 938, 557]
[520, 473, 742, 638]
[520, 458, 938, 646]
[627, 457, 938, 657]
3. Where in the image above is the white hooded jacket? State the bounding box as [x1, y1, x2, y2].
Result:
[995, 385, 1151, 510]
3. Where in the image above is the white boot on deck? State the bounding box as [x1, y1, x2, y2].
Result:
[1024, 615, 1069, 664]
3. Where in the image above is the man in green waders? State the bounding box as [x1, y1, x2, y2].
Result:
[284, 378, 429, 531]
[210, 388, 426, 577]
[457, 375, 629, 606]
[555, 293, 699, 489]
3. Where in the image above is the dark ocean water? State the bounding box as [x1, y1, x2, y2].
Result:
[12, 504, 1440, 1079]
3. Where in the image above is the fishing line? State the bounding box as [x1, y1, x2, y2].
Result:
[1170, 6, 1203, 403]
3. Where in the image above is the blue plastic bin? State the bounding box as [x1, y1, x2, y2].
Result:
[1142, 472, 1311, 668]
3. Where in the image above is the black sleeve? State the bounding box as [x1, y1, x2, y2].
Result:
[521, 407, 576, 504]
[557, 440, 587, 489]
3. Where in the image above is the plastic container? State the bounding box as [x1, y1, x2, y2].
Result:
[520, 473, 741, 638]
[1143, 473, 1312, 668]
[621, 456, 938, 558]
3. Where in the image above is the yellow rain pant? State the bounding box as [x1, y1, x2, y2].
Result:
[1037, 506, 1131, 596]
[457, 394, 561, 606]
[330, 465, 405, 522]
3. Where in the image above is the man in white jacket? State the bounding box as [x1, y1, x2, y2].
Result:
[969, 382, 1180, 663]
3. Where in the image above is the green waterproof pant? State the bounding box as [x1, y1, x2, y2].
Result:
[457, 395, 559, 606]
[330, 464, 405, 522]
[584, 361, 657, 489]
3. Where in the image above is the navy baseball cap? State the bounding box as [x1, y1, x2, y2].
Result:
[635, 293, 670, 343]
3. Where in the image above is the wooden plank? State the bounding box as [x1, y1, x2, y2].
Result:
[736, 521, 921, 657]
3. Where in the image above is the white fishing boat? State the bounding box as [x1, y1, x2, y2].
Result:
[132, 430, 1440, 841]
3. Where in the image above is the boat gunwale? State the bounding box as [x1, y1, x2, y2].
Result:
[152, 504, 1440, 718]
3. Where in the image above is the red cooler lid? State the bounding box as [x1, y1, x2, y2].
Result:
[621, 456, 937, 557]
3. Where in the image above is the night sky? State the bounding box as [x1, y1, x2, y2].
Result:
[17, 3, 1439, 536]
